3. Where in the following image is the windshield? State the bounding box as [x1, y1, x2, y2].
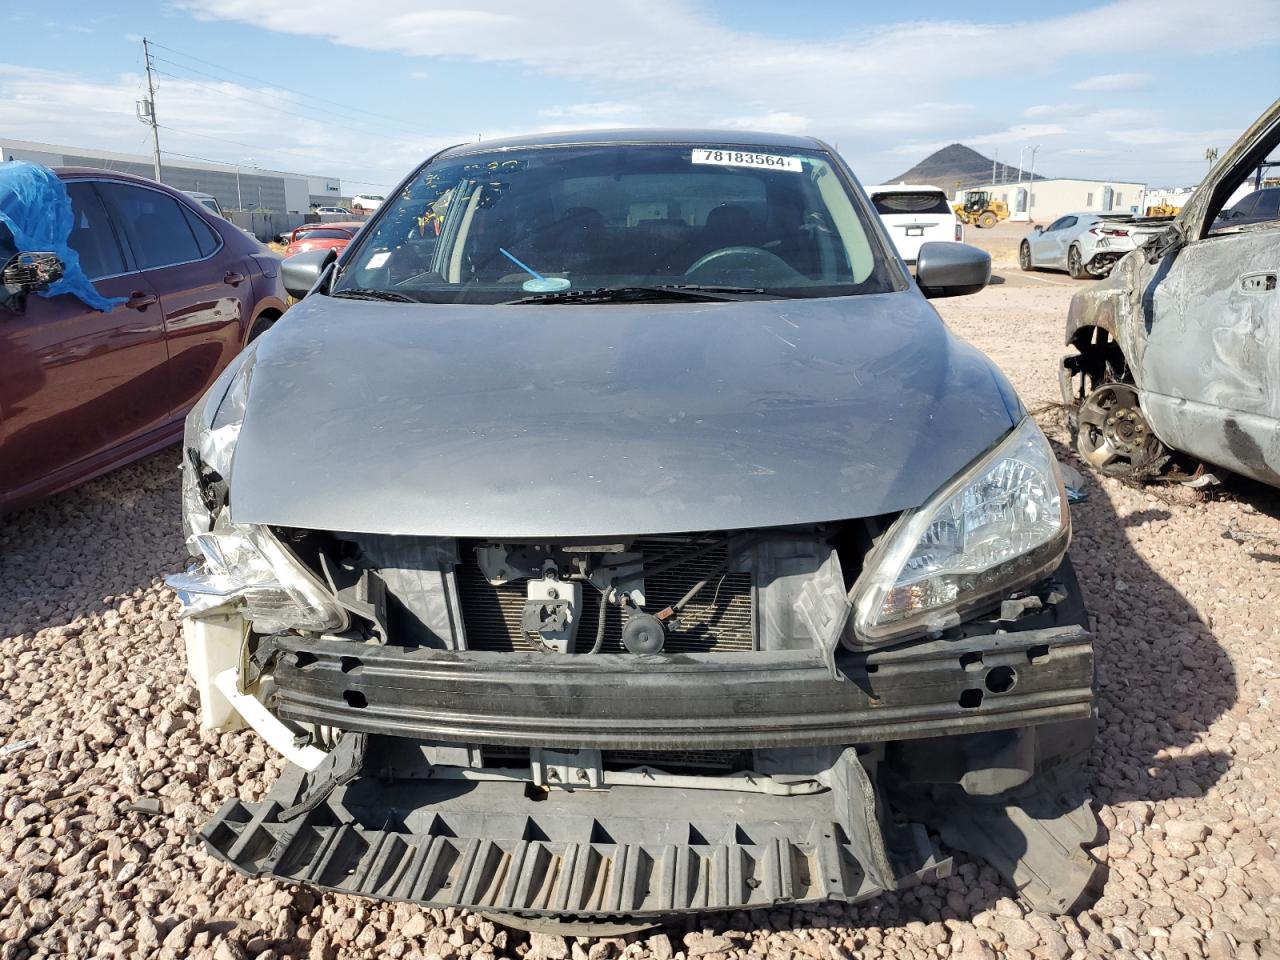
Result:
[871, 191, 951, 215]
[336, 143, 895, 303]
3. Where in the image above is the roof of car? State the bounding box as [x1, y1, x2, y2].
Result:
[296, 221, 362, 232]
[435, 128, 826, 159]
[54, 166, 175, 188]
[866, 183, 947, 194]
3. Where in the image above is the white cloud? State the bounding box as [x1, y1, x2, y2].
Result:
[5, 0, 1277, 187]
[0, 63, 439, 188]
[1024, 103, 1082, 119]
[170, 0, 1278, 182]
[1073, 72, 1154, 92]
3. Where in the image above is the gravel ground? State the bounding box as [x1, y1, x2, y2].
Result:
[4, 260, 1280, 960]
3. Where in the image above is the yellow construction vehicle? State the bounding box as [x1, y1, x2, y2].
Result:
[952, 190, 1010, 229]
[1143, 202, 1182, 217]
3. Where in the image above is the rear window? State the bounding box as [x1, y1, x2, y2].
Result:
[871, 191, 952, 215]
[295, 228, 351, 241]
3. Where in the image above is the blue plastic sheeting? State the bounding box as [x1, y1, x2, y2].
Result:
[0, 160, 125, 311]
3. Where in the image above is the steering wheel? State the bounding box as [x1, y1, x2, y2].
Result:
[683, 245, 804, 285]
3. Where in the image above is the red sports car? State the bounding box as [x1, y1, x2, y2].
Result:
[282, 222, 362, 258]
[0, 166, 289, 513]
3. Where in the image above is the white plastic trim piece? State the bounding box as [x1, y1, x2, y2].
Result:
[184, 616, 247, 732]
[212, 668, 328, 771]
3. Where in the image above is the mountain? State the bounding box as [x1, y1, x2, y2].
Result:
[888, 144, 1044, 192]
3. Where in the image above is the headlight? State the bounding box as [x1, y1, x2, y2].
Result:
[166, 522, 348, 634]
[850, 418, 1069, 646]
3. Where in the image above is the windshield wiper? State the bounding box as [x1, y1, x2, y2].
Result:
[506, 284, 768, 305]
[331, 288, 420, 303]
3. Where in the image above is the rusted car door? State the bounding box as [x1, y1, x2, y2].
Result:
[0, 181, 170, 506]
[95, 180, 246, 417]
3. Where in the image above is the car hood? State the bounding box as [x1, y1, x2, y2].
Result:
[228, 292, 1021, 537]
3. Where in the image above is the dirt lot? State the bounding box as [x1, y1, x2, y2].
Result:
[3, 247, 1280, 960]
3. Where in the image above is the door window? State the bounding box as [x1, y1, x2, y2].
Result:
[96, 182, 205, 270]
[64, 182, 127, 280]
[180, 205, 223, 258]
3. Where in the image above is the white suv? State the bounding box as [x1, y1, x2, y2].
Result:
[866, 184, 963, 264]
[351, 194, 384, 213]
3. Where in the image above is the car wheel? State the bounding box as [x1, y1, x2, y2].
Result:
[1074, 382, 1166, 478]
[247, 314, 278, 342]
[977, 211, 998, 229]
[1019, 241, 1032, 271]
[1067, 245, 1089, 279]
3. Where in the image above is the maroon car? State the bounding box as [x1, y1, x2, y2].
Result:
[0, 168, 288, 513]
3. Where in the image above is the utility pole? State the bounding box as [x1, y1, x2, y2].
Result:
[1017, 146, 1026, 183]
[1204, 146, 1219, 173]
[141, 38, 162, 182]
[991, 148, 998, 186]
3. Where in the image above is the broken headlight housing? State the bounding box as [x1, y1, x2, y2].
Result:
[168, 522, 348, 634]
[850, 417, 1069, 646]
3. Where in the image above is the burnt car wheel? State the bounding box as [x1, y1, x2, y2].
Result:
[1067, 245, 1089, 280]
[1075, 382, 1165, 477]
[1019, 242, 1032, 271]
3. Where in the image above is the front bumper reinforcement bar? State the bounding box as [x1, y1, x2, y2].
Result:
[260, 624, 1093, 751]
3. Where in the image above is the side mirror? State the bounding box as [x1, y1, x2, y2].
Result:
[916, 242, 991, 298]
[1033, 225, 1045, 234]
[281, 248, 336, 299]
[2, 251, 64, 296]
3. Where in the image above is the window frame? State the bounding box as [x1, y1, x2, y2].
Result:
[88, 178, 225, 274]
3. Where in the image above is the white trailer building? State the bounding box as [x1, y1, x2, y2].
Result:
[956, 178, 1147, 223]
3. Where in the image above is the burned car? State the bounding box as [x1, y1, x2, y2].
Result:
[169, 130, 1101, 929]
[1062, 97, 1280, 483]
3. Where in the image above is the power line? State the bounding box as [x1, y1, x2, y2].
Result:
[151, 67, 415, 143]
[159, 128, 393, 189]
[147, 40, 421, 134]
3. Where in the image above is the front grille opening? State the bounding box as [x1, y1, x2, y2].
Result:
[482, 746, 749, 774]
[456, 537, 754, 654]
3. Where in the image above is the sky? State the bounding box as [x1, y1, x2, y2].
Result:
[2, 0, 1278, 192]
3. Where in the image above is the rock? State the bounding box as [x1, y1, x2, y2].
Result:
[164, 918, 198, 952]
[647, 933, 674, 960]
[530, 933, 570, 960]
[992, 916, 1038, 950]
[1166, 820, 1210, 843]
[400, 912, 429, 939]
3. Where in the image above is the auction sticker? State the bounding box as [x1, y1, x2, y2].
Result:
[692, 148, 802, 172]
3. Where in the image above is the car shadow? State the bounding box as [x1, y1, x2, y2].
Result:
[0, 435, 1240, 950]
[662, 438, 1237, 941]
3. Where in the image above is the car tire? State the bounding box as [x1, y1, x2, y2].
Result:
[1019, 241, 1033, 271]
[1073, 381, 1166, 479]
[1067, 245, 1089, 279]
[247, 314, 278, 342]
[977, 211, 998, 229]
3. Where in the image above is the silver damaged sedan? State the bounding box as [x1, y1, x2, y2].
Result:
[169, 130, 1101, 932]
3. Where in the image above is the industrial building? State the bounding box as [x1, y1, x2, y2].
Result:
[0, 137, 346, 214]
[954, 177, 1147, 222]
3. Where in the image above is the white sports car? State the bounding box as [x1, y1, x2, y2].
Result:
[1019, 212, 1140, 279]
